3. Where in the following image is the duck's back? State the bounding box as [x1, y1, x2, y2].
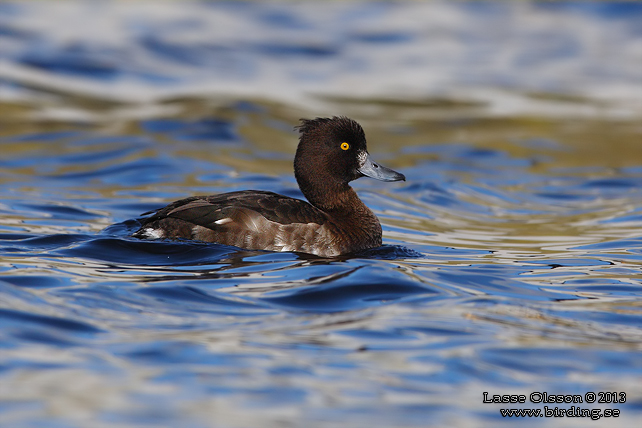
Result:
[134, 190, 343, 256]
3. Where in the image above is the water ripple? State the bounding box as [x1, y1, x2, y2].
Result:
[1, 2, 642, 427]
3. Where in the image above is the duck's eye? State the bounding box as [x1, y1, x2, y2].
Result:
[340, 142, 350, 151]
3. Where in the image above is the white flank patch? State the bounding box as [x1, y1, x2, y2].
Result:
[215, 218, 233, 225]
[143, 228, 164, 239]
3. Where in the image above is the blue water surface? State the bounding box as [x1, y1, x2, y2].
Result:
[1, 2, 642, 428]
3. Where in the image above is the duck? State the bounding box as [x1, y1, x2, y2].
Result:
[133, 116, 405, 257]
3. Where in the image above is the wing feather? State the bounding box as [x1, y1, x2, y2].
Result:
[139, 190, 327, 230]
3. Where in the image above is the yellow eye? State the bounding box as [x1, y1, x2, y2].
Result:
[341, 142, 350, 150]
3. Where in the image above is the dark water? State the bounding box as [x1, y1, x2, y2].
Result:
[1, 2, 642, 427]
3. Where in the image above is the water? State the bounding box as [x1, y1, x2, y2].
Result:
[1, 1, 642, 427]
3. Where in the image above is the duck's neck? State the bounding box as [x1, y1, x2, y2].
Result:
[299, 178, 354, 212]
[299, 178, 383, 250]
[308, 182, 379, 224]
[295, 164, 378, 220]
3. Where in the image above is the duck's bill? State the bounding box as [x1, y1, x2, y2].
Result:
[358, 153, 406, 182]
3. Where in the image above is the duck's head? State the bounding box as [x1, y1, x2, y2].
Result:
[294, 116, 405, 210]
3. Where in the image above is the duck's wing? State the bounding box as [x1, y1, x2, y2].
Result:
[133, 190, 334, 249]
[140, 190, 328, 227]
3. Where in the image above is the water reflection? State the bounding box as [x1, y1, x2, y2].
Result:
[2, 105, 642, 424]
[2, 1, 642, 427]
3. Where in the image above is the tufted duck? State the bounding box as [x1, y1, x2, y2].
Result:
[133, 116, 405, 257]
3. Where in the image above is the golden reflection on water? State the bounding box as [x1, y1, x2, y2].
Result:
[4, 95, 642, 164]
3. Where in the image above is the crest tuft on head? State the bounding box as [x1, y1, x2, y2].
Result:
[295, 116, 365, 140]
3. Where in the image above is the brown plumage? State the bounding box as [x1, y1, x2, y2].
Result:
[133, 117, 405, 257]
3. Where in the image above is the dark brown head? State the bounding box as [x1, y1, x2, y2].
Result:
[294, 116, 405, 211]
